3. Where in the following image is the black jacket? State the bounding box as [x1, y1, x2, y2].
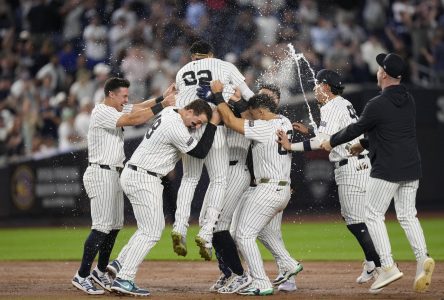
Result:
[330, 85, 422, 181]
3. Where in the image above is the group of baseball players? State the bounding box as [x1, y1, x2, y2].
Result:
[71, 40, 435, 297]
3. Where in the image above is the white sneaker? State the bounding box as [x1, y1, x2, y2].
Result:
[91, 266, 113, 291]
[72, 272, 105, 295]
[209, 273, 229, 292]
[413, 256, 435, 292]
[356, 260, 376, 284]
[218, 273, 252, 294]
[369, 264, 403, 292]
[278, 278, 297, 292]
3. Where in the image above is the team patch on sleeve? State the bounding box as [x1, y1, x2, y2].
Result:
[320, 120, 327, 127]
[186, 137, 194, 146]
[249, 120, 255, 127]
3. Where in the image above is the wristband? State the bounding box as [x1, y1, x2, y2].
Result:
[302, 140, 312, 151]
[151, 102, 164, 115]
[155, 95, 164, 103]
[213, 92, 225, 105]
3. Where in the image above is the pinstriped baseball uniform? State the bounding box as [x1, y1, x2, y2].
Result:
[212, 128, 250, 232]
[318, 96, 371, 225]
[83, 103, 133, 234]
[234, 116, 299, 290]
[174, 58, 246, 241]
[116, 107, 200, 281]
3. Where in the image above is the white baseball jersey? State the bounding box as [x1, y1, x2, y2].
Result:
[226, 128, 250, 163]
[84, 102, 132, 234]
[87, 103, 133, 167]
[128, 107, 198, 176]
[319, 96, 367, 162]
[245, 115, 293, 181]
[175, 57, 245, 108]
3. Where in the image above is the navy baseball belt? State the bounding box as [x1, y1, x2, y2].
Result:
[127, 164, 161, 178]
[229, 160, 238, 166]
[89, 162, 123, 173]
[258, 178, 289, 186]
[335, 154, 366, 168]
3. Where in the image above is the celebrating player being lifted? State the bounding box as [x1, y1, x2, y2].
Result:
[205, 80, 297, 296]
[109, 99, 220, 296]
[172, 40, 254, 260]
[72, 77, 175, 295]
[277, 69, 381, 285]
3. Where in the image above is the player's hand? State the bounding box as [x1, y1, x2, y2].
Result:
[162, 93, 175, 107]
[320, 140, 333, 152]
[292, 122, 309, 134]
[210, 80, 224, 93]
[229, 87, 242, 102]
[196, 85, 214, 102]
[210, 108, 221, 125]
[163, 83, 176, 98]
[276, 130, 291, 151]
[348, 142, 364, 156]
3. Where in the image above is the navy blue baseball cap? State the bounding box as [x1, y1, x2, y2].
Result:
[315, 69, 344, 90]
[376, 53, 406, 79]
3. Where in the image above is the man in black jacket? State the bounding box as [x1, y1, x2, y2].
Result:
[321, 53, 434, 293]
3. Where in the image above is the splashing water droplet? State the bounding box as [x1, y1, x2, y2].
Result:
[287, 43, 318, 135]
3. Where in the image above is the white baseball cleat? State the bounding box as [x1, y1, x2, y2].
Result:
[356, 260, 376, 284]
[369, 264, 403, 292]
[413, 256, 435, 292]
[278, 278, 297, 292]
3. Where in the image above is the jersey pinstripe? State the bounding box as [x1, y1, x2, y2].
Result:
[244, 116, 293, 181]
[128, 107, 198, 176]
[226, 128, 250, 163]
[175, 58, 245, 108]
[87, 103, 129, 167]
[318, 96, 367, 162]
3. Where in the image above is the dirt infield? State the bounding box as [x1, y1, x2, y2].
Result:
[0, 261, 441, 299]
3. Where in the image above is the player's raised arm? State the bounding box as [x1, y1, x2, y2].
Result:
[276, 130, 330, 152]
[116, 93, 175, 127]
[209, 80, 246, 134]
[129, 83, 176, 111]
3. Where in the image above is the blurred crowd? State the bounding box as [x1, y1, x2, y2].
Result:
[0, 0, 443, 163]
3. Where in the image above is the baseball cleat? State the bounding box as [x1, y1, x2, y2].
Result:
[111, 278, 150, 296]
[209, 273, 229, 292]
[272, 262, 303, 286]
[413, 256, 435, 292]
[356, 260, 376, 284]
[106, 259, 122, 279]
[171, 231, 187, 256]
[195, 236, 212, 261]
[91, 266, 113, 292]
[278, 277, 297, 292]
[237, 286, 274, 296]
[218, 273, 252, 294]
[72, 272, 105, 295]
[369, 265, 403, 292]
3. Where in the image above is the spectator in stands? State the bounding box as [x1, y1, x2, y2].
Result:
[83, 13, 108, 70]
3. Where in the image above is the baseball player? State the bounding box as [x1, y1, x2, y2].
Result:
[109, 99, 220, 296]
[210, 84, 301, 294]
[72, 77, 175, 295]
[172, 40, 254, 260]
[277, 69, 382, 286]
[321, 53, 435, 293]
[205, 80, 298, 296]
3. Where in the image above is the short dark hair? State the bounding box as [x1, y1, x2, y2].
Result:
[104, 77, 130, 96]
[258, 83, 281, 100]
[248, 94, 277, 113]
[189, 40, 213, 55]
[184, 99, 213, 121]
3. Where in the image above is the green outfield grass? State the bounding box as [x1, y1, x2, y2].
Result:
[0, 218, 442, 261]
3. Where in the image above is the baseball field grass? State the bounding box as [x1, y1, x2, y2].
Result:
[0, 217, 442, 261]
